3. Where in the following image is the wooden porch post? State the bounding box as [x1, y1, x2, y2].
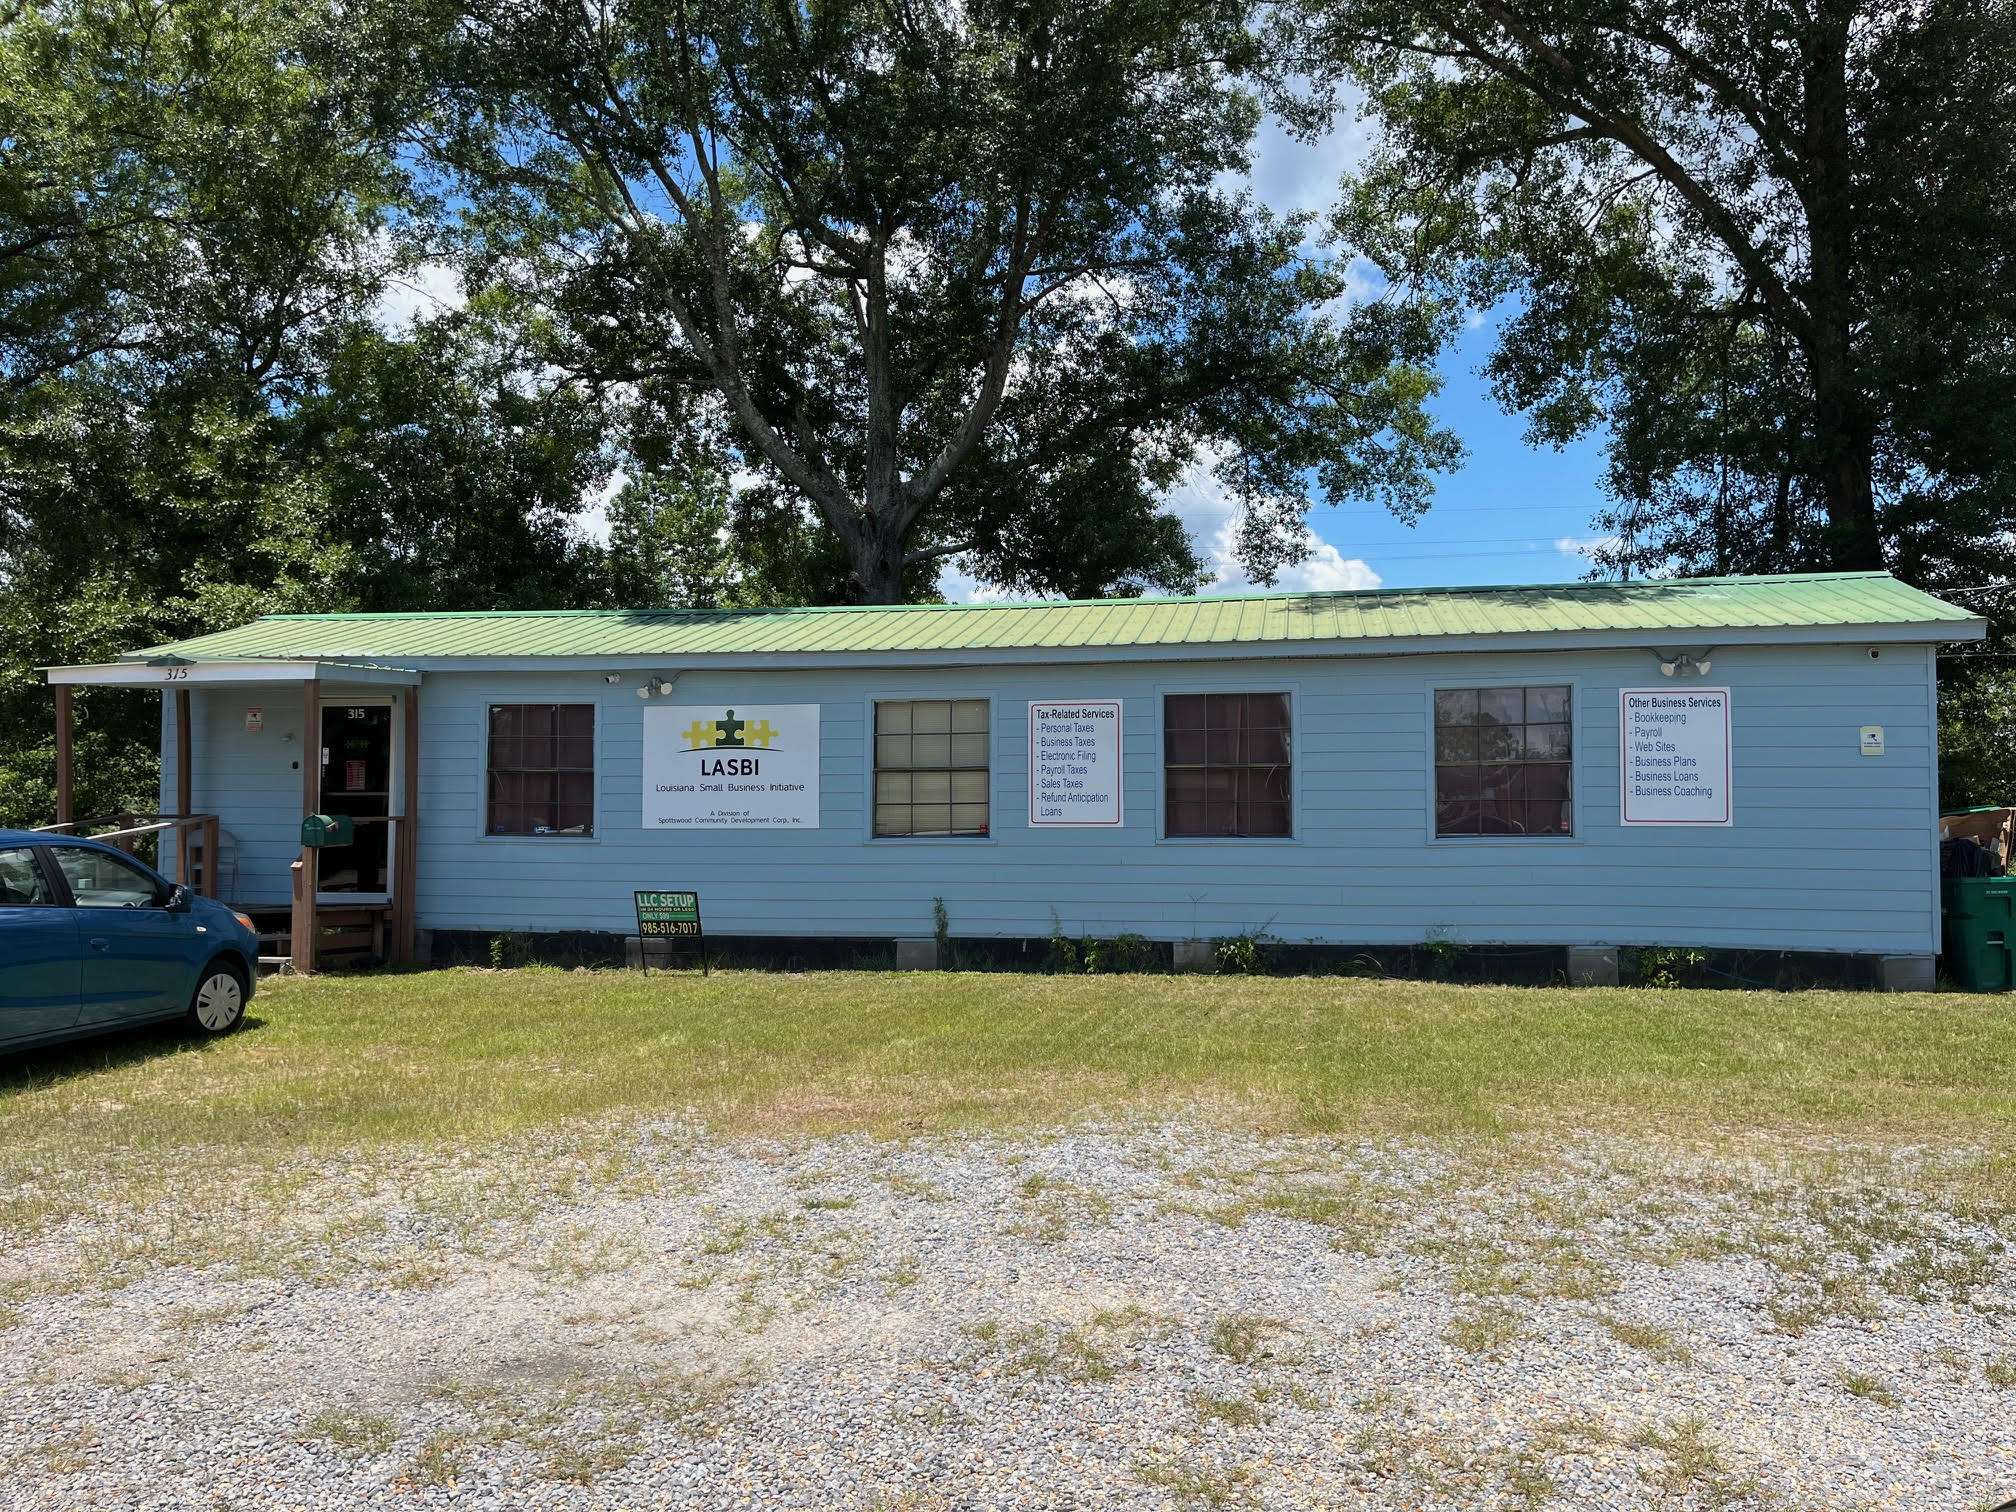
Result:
[174, 687, 192, 885]
[292, 678, 320, 974]
[392, 681, 420, 964]
[54, 685, 74, 825]
[199, 815, 219, 900]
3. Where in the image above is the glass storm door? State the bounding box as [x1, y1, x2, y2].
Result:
[317, 704, 392, 896]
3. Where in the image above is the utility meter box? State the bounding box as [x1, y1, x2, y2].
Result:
[300, 813, 354, 848]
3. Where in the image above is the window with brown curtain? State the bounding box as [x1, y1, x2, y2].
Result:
[1163, 693, 1292, 838]
[874, 699, 990, 836]
[1433, 685, 1573, 836]
[487, 704, 595, 835]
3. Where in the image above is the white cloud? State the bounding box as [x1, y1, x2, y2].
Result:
[1241, 87, 1378, 220]
[1167, 454, 1381, 595]
[1555, 534, 1622, 562]
[937, 454, 1384, 602]
[936, 564, 1020, 603]
[577, 470, 628, 544]
[369, 260, 465, 333]
[1262, 540, 1385, 592]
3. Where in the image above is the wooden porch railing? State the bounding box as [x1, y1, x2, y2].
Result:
[34, 812, 222, 895]
[291, 815, 402, 975]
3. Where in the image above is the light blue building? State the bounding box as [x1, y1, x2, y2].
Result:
[46, 572, 1983, 985]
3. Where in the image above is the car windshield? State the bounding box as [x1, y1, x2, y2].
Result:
[0, 846, 54, 906]
[54, 846, 162, 908]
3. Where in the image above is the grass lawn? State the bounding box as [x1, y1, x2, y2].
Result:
[3, 967, 2012, 1161]
[2, 966, 2013, 1298]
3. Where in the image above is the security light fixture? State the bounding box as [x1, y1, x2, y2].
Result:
[635, 674, 680, 699]
[1656, 651, 1713, 678]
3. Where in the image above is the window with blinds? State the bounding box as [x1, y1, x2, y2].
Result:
[873, 699, 990, 836]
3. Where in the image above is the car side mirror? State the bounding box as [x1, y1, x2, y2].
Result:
[164, 883, 193, 912]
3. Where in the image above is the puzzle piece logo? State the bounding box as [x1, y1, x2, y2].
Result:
[681, 709, 778, 751]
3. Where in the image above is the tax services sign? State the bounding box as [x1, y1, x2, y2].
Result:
[641, 704, 821, 828]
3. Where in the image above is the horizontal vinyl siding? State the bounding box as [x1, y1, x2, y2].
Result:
[372, 642, 1940, 956]
[168, 684, 407, 906]
[157, 686, 308, 904]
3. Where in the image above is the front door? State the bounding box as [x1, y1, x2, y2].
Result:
[318, 703, 392, 897]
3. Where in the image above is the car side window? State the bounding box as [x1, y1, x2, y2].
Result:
[53, 847, 164, 909]
[0, 847, 55, 907]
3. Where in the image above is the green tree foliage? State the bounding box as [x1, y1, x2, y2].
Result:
[1299, 0, 2016, 591]
[1297, 0, 2016, 803]
[293, 303, 622, 613]
[401, 0, 1460, 603]
[0, 0, 632, 822]
[1, 0, 408, 821]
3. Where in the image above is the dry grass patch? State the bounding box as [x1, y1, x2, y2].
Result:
[1133, 1455, 1261, 1508]
[1208, 1312, 1295, 1366]
[1835, 1367, 1898, 1406]
[305, 1405, 398, 1454]
[1597, 1313, 1693, 1364]
[1445, 1302, 1526, 1357]
[961, 1306, 1169, 1384]
[1632, 1415, 1779, 1509]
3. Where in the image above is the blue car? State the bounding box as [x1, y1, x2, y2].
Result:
[0, 829, 259, 1053]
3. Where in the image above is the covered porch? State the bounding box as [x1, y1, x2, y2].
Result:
[43, 658, 426, 973]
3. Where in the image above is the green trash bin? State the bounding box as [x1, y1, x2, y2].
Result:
[1942, 878, 2014, 992]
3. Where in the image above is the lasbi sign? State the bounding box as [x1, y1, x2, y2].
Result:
[642, 704, 821, 828]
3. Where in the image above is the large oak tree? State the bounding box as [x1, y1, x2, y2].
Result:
[403, 0, 1460, 602]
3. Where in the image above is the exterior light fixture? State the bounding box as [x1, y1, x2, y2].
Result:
[636, 674, 680, 699]
[1652, 649, 1715, 678]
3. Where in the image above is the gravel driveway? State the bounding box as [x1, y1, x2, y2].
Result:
[2, 1124, 2012, 1510]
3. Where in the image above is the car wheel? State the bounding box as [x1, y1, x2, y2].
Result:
[187, 963, 247, 1035]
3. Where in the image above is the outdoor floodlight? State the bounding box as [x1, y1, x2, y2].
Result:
[1653, 649, 1714, 678]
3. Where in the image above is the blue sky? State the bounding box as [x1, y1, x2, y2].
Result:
[1151, 108, 1622, 597]
[942, 106, 1623, 602]
[1310, 321, 1616, 591]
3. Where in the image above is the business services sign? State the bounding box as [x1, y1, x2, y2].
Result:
[641, 704, 820, 828]
[1619, 688, 1732, 826]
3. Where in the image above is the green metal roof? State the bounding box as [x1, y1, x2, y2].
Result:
[124, 573, 1981, 665]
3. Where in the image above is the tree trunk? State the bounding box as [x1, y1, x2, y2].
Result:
[829, 470, 910, 604]
[849, 530, 908, 603]
[1802, 0, 1883, 572]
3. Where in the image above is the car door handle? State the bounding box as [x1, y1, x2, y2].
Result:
[89, 937, 110, 951]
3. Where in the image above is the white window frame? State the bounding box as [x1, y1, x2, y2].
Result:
[863, 693, 996, 843]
